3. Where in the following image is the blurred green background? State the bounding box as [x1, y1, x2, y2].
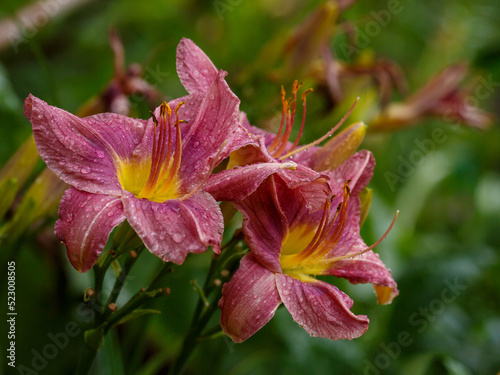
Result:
[1, 0, 499, 374]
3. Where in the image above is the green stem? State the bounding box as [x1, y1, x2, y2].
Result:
[75, 261, 172, 375]
[105, 262, 173, 330]
[100, 247, 145, 323]
[169, 233, 247, 375]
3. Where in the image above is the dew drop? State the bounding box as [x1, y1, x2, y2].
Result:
[172, 232, 184, 243]
[81, 167, 91, 174]
[193, 141, 200, 148]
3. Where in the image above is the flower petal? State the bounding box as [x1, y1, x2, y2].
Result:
[121, 191, 222, 264]
[327, 251, 398, 296]
[235, 177, 286, 273]
[275, 274, 369, 340]
[176, 38, 219, 95]
[178, 72, 247, 192]
[329, 150, 374, 195]
[181, 192, 224, 254]
[55, 187, 125, 273]
[275, 166, 331, 213]
[204, 161, 297, 202]
[373, 285, 399, 305]
[25, 95, 147, 195]
[219, 253, 282, 343]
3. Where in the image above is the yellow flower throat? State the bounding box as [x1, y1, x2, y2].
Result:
[118, 102, 184, 203]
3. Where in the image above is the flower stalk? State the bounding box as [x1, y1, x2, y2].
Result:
[75, 222, 173, 375]
[169, 232, 247, 375]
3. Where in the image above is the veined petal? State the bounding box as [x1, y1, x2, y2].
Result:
[25, 95, 146, 196]
[235, 177, 286, 273]
[290, 146, 320, 169]
[180, 192, 224, 254]
[176, 38, 219, 95]
[204, 161, 297, 202]
[179, 71, 244, 193]
[121, 191, 222, 264]
[275, 274, 369, 340]
[272, 174, 326, 234]
[327, 251, 399, 303]
[55, 187, 125, 273]
[329, 150, 374, 196]
[276, 166, 331, 212]
[219, 253, 282, 343]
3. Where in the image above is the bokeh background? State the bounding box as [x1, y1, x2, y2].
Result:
[1, 0, 499, 374]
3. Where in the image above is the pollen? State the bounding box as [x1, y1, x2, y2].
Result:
[118, 102, 184, 203]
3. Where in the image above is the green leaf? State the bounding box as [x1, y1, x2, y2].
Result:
[84, 326, 106, 351]
[0, 136, 39, 195]
[0, 178, 18, 221]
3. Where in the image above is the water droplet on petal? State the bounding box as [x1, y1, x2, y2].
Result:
[193, 141, 200, 148]
[172, 232, 185, 243]
[81, 167, 91, 174]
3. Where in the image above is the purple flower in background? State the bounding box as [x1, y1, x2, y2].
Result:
[219, 151, 398, 342]
[24, 40, 252, 272]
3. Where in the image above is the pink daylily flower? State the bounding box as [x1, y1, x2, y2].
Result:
[177, 38, 330, 206]
[219, 151, 398, 342]
[24, 39, 258, 273]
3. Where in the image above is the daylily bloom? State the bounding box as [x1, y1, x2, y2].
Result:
[219, 151, 398, 342]
[24, 39, 261, 273]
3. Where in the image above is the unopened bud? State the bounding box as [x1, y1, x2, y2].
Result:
[163, 287, 171, 295]
[129, 250, 137, 258]
[220, 269, 230, 278]
[108, 303, 118, 312]
[213, 278, 222, 287]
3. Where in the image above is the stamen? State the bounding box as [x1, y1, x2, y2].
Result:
[280, 182, 350, 269]
[321, 210, 399, 266]
[155, 105, 174, 186]
[289, 199, 331, 262]
[267, 86, 288, 153]
[306, 183, 351, 262]
[287, 88, 313, 153]
[279, 97, 359, 160]
[157, 102, 185, 196]
[272, 81, 302, 157]
[138, 107, 168, 198]
[137, 102, 184, 200]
